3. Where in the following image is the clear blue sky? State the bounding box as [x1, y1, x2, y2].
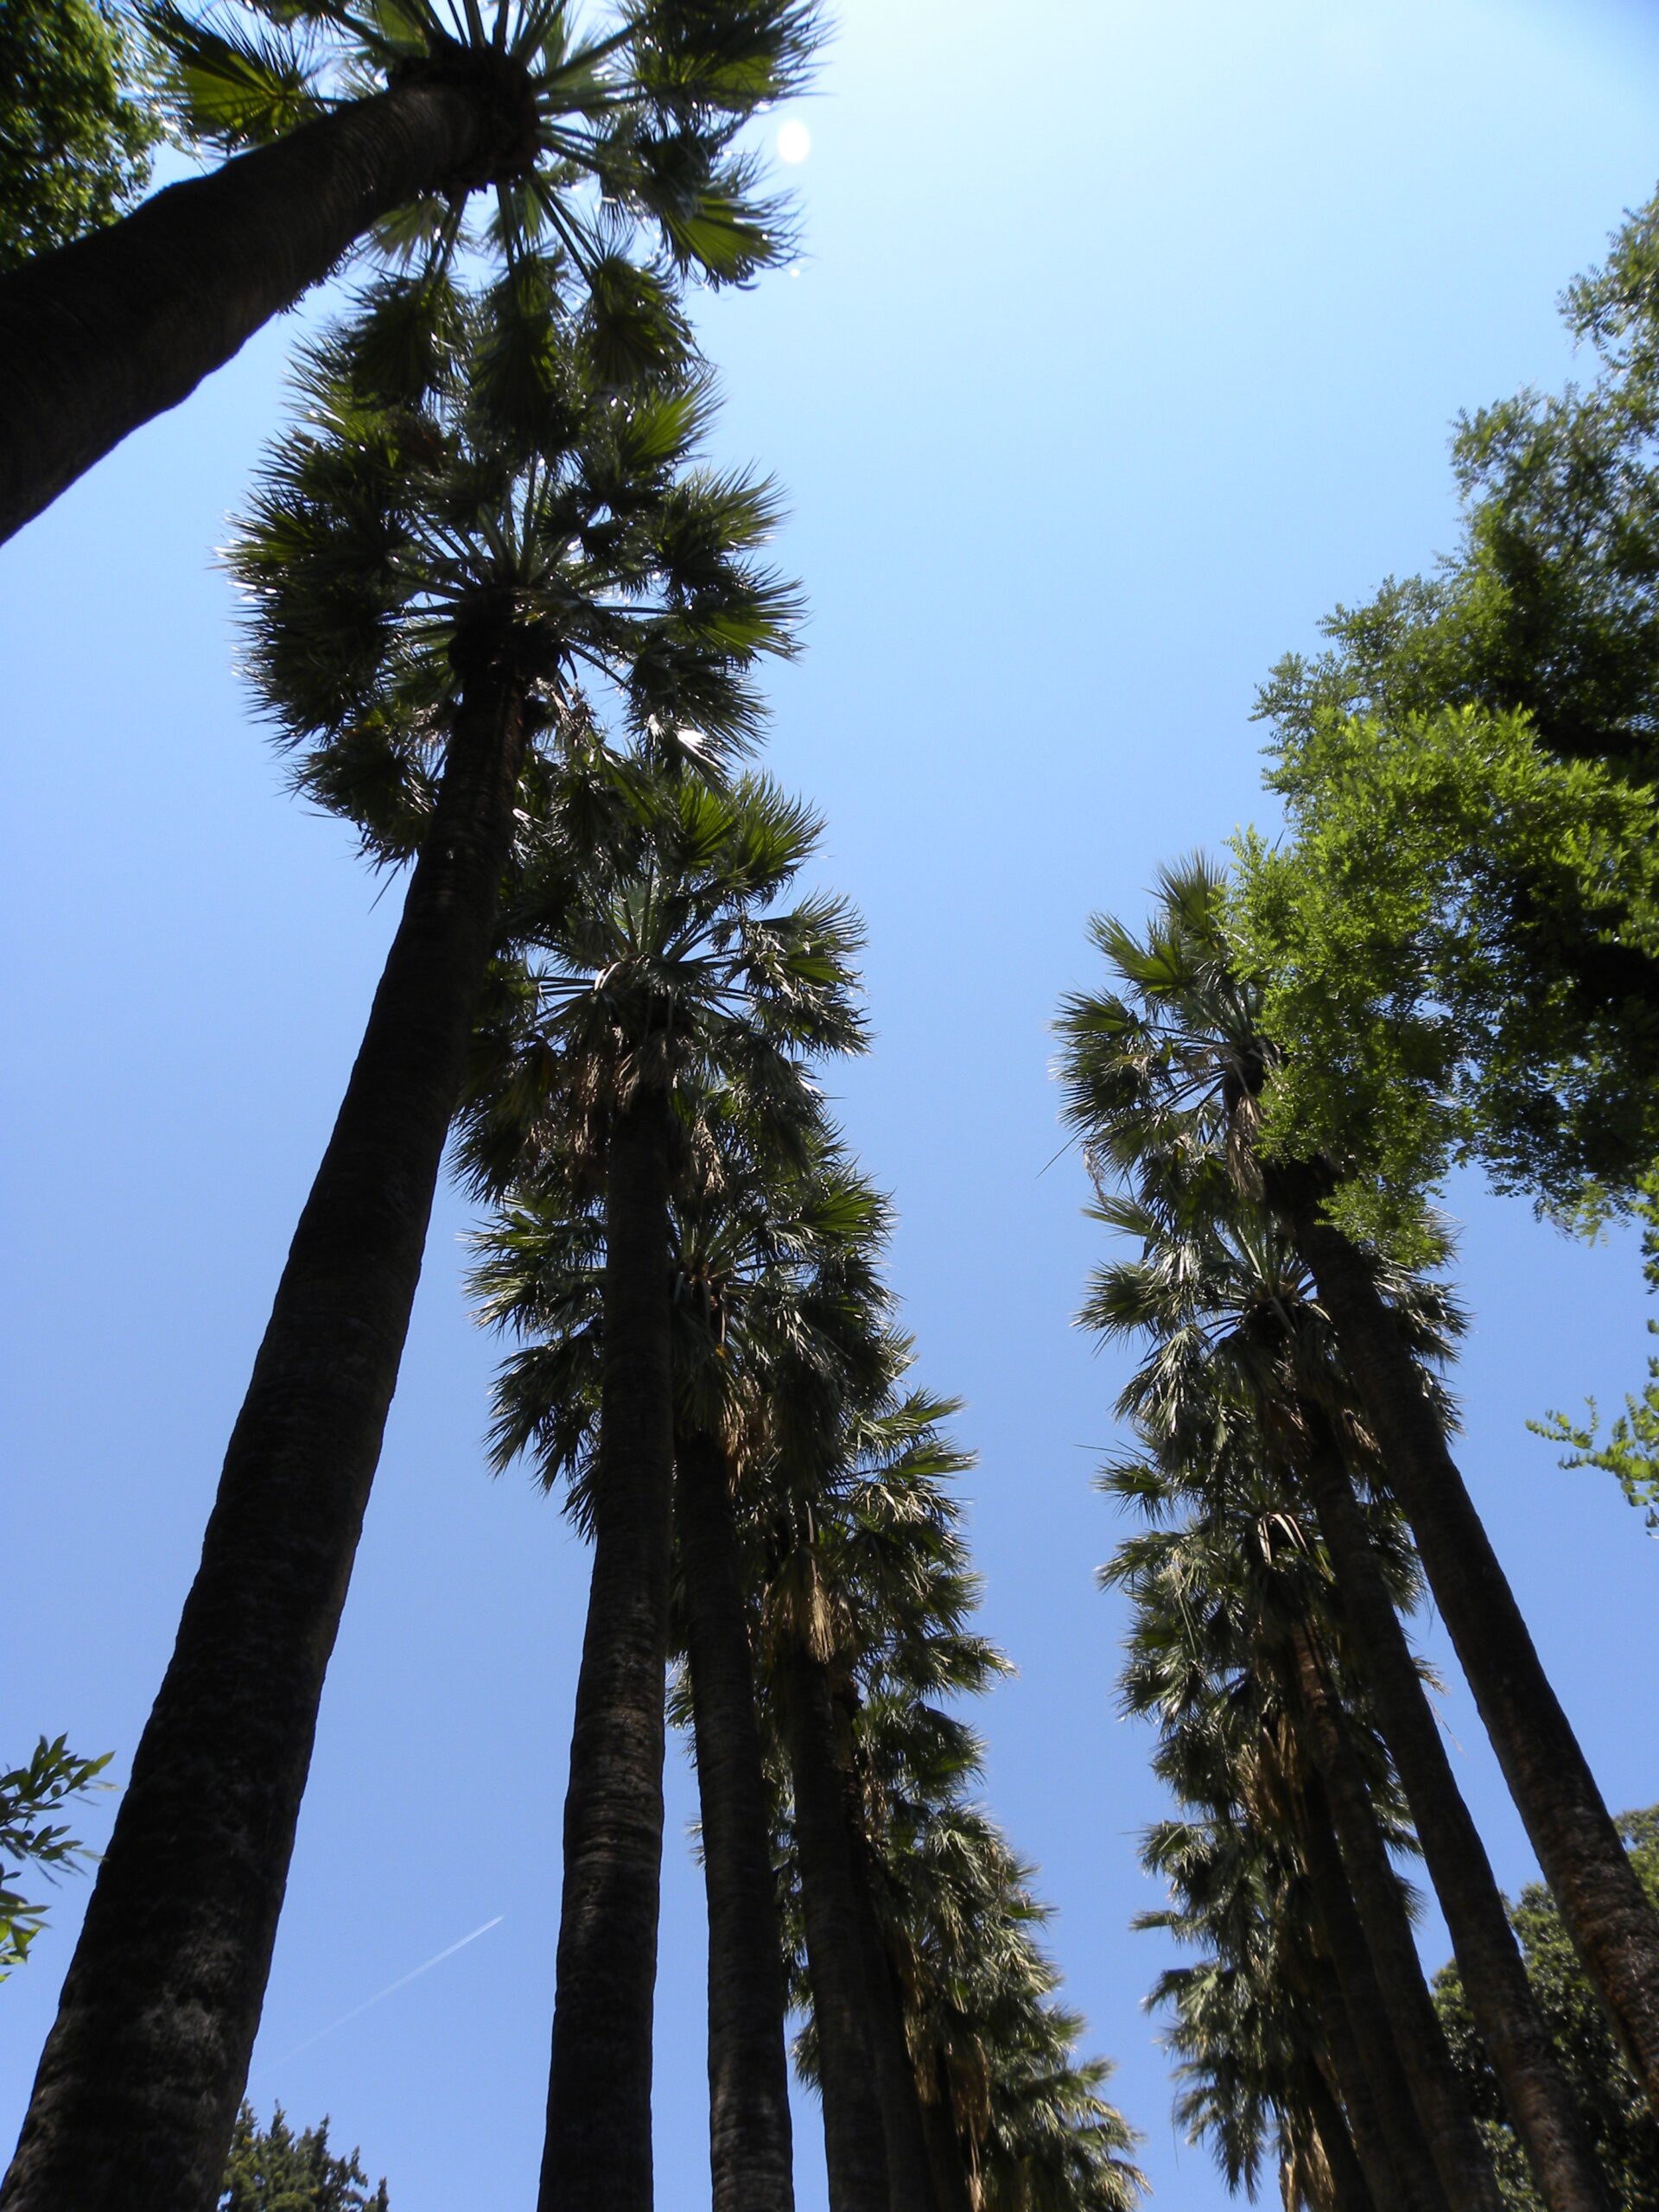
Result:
[6, 2, 1659, 2204]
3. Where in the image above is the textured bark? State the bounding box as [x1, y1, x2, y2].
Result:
[1284, 1175, 1659, 2116]
[676, 1427, 796, 2212]
[1290, 1627, 1505, 2212]
[1296, 1774, 1452, 2212]
[1, 673, 529, 2212]
[779, 1647, 892, 2212]
[1300, 1422, 1611, 2212]
[0, 78, 503, 543]
[540, 1088, 677, 2212]
[1301, 2058, 1377, 2212]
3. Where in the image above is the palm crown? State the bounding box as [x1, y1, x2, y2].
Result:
[152, 0, 817, 286]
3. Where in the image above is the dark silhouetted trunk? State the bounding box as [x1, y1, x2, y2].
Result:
[1, 671, 530, 2212]
[1300, 1420, 1611, 2212]
[1282, 1173, 1659, 2116]
[918, 2056, 976, 2212]
[1289, 1625, 1504, 2212]
[779, 1645, 891, 2212]
[0, 77, 504, 543]
[675, 1427, 796, 2212]
[1301, 2057, 1377, 2212]
[539, 1087, 676, 2212]
[1296, 1773, 1452, 2212]
[848, 1853, 943, 2212]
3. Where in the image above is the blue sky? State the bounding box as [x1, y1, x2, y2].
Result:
[6, 1, 1659, 2204]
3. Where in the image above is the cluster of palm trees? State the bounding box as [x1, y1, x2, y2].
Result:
[0, 6, 1141, 2203]
[1058, 860, 1659, 2211]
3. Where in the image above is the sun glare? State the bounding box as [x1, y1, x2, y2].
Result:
[775, 118, 811, 164]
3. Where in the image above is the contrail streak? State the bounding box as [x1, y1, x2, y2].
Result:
[256, 1915, 505, 2075]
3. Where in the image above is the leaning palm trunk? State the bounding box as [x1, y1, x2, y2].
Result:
[1, 671, 530, 2212]
[1294, 1770, 1452, 2212]
[778, 1644, 893, 2212]
[1300, 1422, 1611, 2212]
[540, 1087, 677, 2212]
[1288, 1626, 1504, 2212]
[0, 79, 510, 545]
[1283, 1178, 1659, 2114]
[675, 1427, 797, 2212]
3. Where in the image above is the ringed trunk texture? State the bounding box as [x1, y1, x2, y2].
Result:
[779, 1646, 892, 2212]
[1300, 1424, 1611, 2212]
[1285, 1179, 1659, 2113]
[539, 1088, 677, 2212]
[1296, 1773, 1452, 2212]
[1, 673, 530, 2212]
[0, 79, 498, 544]
[1289, 1627, 1505, 2212]
[675, 1427, 797, 2212]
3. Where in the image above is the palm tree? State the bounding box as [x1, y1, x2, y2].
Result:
[1141, 1811, 1381, 2209]
[477, 1104, 888, 2212]
[1058, 855, 1659, 2126]
[458, 769, 865, 2212]
[1082, 1141, 1610, 2211]
[0, 0, 819, 540]
[770, 1378, 1142, 2212]
[2, 292, 794, 2212]
[1108, 1444, 1491, 2211]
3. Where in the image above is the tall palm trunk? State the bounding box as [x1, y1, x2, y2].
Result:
[1300, 2056, 1377, 2212]
[1302, 1951, 1409, 2212]
[1294, 1770, 1452, 2212]
[1283, 1176, 1659, 2113]
[1288, 1625, 1505, 2212]
[779, 1644, 892, 2212]
[675, 1427, 796, 2212]
[0, 74, 508, 544]
[918, 2056, 976, 2212]
[2, 671, 530, 2212]
[540, 1086, 676, 2212]
[1299, 1421, 1611, 2212]
[841, 1787, 943, 2212]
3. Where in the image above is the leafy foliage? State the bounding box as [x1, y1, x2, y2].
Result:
[1231, 187, 1659, 1248]
[1531, 1173, 1659, 1534]
[0, 0, 162, 268]
[0, 1735, 111, 1977]
[219, 2102, 390, 2212]
[142, 0, 819, 290]
[1433, 1811, 1659, 2211]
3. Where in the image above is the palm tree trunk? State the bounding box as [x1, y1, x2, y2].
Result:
[1299, 1420, 1611, 2212]
[0, 76, 504, 544]
[539, 1086, 676, 2212]
[779, 1645, 892, 2212]
[1295, 1771, 1453, 2212]
[836, 1777, 943, 2212]
[1, 671, 530, 2212]
[1300, 2058, 1376, 2212]
[1288, 1624, 1505, 2212]
[918, 2060, 976, 2212]
[1303, 1953, 1409, 2212]
[675, 1427, 796, 2212]
[1283, 1175, 1659, 2114]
